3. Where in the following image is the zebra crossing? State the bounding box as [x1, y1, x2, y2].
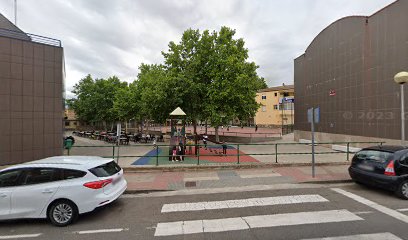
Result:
[153, 190, 404, 239]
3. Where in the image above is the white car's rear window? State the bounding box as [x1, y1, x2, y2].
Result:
[89, 161, 121, 177]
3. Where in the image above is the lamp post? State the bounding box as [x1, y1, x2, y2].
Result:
[394, 72, 408, 146]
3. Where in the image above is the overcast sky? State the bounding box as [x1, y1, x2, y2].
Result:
[0, 0, 395, 98]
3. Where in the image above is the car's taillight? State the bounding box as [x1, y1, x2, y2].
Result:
[83, 179, 113, 189]
[384, 161, 396, 176]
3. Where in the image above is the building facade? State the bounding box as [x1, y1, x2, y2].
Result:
[0, 14, 64, 165]
[294, 0, 408, 144]
[64, 109, 82, 131]
[254, 85, 294, 128]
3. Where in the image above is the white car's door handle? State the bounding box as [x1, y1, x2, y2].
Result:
[42, 189, 54, 194]
[0, 193, 7, 198]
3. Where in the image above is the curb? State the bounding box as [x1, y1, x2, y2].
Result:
[123, 162, 350, 173]
[124, 189, 172, 195]
[300, 179, 353, 184]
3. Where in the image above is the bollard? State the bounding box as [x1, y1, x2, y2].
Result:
[275, 144, 278, 163]
[346, 142, 350, 161]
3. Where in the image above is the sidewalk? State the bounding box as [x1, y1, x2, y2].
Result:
[124, 163, 351, 193]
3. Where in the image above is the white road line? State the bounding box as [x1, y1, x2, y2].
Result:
[122, 183, 352, 198]
[397, 208, 408, 212]
[0, 234, 42, 239]
[154, 209, 362, 236]
[74, 228, 128, 234]
[301, 232, 402, 240]
[161, 194, 328, 213]
[352, 211, 373, 215]
[332, 188, 408, 224]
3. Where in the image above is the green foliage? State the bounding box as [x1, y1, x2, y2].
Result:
[69, 75, 127, 124]
[69, 26, 267, 133]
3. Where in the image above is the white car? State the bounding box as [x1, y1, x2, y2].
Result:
[0, 156, 127, 226]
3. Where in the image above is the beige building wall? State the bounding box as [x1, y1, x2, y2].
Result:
[254, 85, 294, 127]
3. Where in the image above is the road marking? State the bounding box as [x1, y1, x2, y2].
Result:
[161, 194, 328, 213]
[0, 234, 42, 239]
[301, 232, 402, 240]
[332, 188, 408, 224]
[397, 208, 408, 212]
[122, 183, 352, 198]
[154, 209, 362, 236]
[74, 228, 129, 234]
[352, 211, 373, 215]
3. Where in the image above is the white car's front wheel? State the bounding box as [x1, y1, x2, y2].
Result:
[48, 200, 78, 226]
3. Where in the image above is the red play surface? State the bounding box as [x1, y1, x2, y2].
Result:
[184, 146, 259, 163]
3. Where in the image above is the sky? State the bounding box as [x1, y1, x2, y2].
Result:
[0, 0, 396, 98]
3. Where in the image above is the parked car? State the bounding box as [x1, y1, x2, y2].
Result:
[0, 156, 127, 226]
[349, 145, 408, 199]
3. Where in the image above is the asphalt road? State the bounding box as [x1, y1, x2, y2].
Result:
[1, 183, 408, 240]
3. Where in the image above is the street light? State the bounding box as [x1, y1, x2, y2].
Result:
[394, 71, 408, 146]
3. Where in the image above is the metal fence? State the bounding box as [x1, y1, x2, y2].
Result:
[0, 28, 61, 47]
[65, 141, 384, 166]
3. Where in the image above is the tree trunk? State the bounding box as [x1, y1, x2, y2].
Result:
[125, 120, 128, 133]
[205, 120, 208, 134]
[103, 121, 107, 131]
[215, 126, 220, 143]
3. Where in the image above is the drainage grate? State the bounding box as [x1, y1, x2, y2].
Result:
[185, 181, 197, 187]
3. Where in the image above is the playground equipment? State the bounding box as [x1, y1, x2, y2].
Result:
[168, 107, 186, 160]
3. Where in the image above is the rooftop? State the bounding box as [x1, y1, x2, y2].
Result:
[258, 85, 294, 93]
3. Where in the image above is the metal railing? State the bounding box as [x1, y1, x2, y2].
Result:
[65, 141, 385, 166]
[0, 28, 61, 47]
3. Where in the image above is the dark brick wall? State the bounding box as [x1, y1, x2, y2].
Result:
[0, 36, 63, 165]
[294, 0, 408, 140]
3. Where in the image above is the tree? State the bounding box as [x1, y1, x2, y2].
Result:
[163, 27, 266, 142]
[69, 75, 127, 130]
[136, 64, 179, 126]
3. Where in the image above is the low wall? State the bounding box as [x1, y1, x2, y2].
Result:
[294, 130, 399, 147]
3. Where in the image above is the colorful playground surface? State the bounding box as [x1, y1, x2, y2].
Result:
[132, 145, 260, 165]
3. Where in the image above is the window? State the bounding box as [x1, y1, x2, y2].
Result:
[354, 150, 393, 163]
[0, 169, 23, 187]
[65, 122, 70, 126]
[274, 93, 277, 97]
[21, 168, 59, 185]
[89, 161, 121, 177]
[400, 154, 408, 165]
[261, 106, 266, 112]
[273, 105, 278, 110]
[63, 169, 87, 180]
[261, 95, 266, 100]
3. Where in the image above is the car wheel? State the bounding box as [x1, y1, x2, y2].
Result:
[48, 200, 78, 226]
[397, 180, 408, 200]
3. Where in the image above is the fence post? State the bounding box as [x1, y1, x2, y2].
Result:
[116, 146, 120, 164]
[275, 144, 278, 163]
[237, 144, 240, 164]
[197, 145, 200, 165]
[67, 148, 70, 156]
[346, 142, 350, 161]
[112, 146, 115, 160]
[156, 146, 159, 166]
